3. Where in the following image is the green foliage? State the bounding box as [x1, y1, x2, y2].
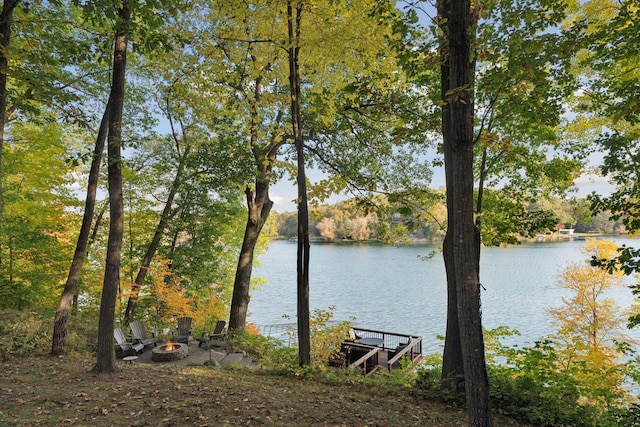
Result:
[488, 341, 598, 425]
[571, 1, 640, 288]
[483, 243, 640, 425]
[414, 354, 466, 406]
[589, 132, 640, 235]
[232, 307, 354, 375]
[226, 330, 297, 374]
[0, 309, 53, 356]
[0, 309, 98, 359]
[0, 122, 78, 310]
[0, 310, 53, 356]
[479, 189, 557, 246]
[272, 192, 607, 245]
[415, 321, 640, 426]
[308, 307, 352, 370]
[488, 338, 640, 426]
[65, 312, 100, 355]
[368, 356, 418, 389]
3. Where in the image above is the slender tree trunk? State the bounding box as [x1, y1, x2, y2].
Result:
[0, 0, 18, 263]
[439, 0, 492, 424]
[123, 142, 190, 323]
[51, 104, 110, 355]
[93, 0, 130, 374]
[287, 0, 310, 367]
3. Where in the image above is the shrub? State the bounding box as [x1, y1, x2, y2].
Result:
[489, 337, 640, 426]
[0, 309, 99, 358]
[415, 328, 640, 426]
[226, 329, 298, 373]
[308, 307, 352, 369]
[0, 309, 53, 356]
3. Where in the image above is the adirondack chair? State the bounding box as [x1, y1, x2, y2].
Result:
[129, 320, 157, 348]
[114, 328, 143, 357]
[347, 328, 361, 341]
[172, 317, 193, 343]
[198, 320, 227, 349]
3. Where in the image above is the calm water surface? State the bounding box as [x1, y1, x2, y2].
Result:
[250, 237, 640, 351]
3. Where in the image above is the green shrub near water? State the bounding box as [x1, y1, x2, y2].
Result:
[415, 328, 640, 426]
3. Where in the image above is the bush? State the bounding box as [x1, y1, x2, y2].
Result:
[487, 342, 593, 425]
[226, 329, 298, 372]
[0, 309, 53, 356]
[308, 307, 352, 369]
[0, 309, 100, 359]
[65, 312, 99, 355]
[489, 340, 640, 426]
[415, 328, 640, 426]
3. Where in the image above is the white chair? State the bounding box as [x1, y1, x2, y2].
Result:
[114, 328, 143, 356]
[129, 320, 157, 348]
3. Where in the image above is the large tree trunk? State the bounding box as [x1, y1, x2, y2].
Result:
[228, 71, 284, 332]
[439, 0, 492, 425]
[439, 1, 464, 390]
[287, 0, 310, 367]
[93, 0, 130, 374]
[0, 0, 18, 261]
[123, 142, 190, 324]
[51, 104, 109, 356]
[228, 177, 273, 330]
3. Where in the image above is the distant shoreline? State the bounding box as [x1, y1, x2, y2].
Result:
[271, 232, 633, 246]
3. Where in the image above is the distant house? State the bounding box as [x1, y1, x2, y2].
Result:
[558, 228, 575, 235]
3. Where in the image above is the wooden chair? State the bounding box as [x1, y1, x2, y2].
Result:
[347, 328, 361, 341]
[129, 320, 157, 348]
[198, 320, 227, 348]
[172, 317, 193, 343]
[114, 328, 143, 357]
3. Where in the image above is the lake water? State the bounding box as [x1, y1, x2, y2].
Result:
[250, 236, 640, 352]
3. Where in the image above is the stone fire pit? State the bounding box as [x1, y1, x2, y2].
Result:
[151, 342, 188, 362]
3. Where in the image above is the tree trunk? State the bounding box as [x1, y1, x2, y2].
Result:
[227, 71, 284, 331]
[0, 0, 18, 261]
[441, 233, 465, 391]
[228, 179, 273, 330]
[93, 0, 130, 374]
[439, 1, 465, 390]
[287, 0, 310, 367]
[439, 0, 492, 425]
[51, 103, 109, 356]
[123, 142, 190, 324]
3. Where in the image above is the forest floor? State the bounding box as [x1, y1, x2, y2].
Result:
[0, 353, 528, 426]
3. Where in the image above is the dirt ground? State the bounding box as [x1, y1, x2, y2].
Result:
[0, 348, 530, 426]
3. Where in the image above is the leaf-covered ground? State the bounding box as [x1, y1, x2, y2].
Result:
[0, 354, 525, 426]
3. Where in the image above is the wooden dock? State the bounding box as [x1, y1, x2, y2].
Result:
[332, 327, 424, 377]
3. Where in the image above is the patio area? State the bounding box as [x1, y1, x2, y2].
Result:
[121, 340, 261, 369]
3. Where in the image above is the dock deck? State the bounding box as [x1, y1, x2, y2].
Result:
[334, 327, 424, 377]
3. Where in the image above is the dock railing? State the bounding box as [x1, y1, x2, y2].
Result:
[386, 336, 423, 371]
[346, 343, 381, 377]
[351, 327, 423, 374]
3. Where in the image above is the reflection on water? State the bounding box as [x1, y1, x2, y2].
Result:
[250, 237, 640, 351]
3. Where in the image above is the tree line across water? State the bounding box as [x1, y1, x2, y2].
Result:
[269, 194, 628, 243]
